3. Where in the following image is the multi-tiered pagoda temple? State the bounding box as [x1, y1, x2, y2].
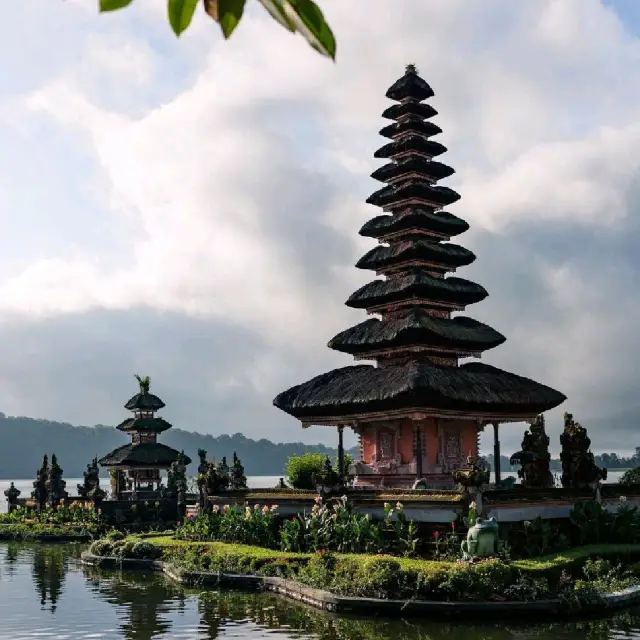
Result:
[99, 376, 191, 497]
[274, 65, 566, 488]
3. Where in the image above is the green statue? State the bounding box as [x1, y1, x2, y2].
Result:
[461, 517, 500, 561]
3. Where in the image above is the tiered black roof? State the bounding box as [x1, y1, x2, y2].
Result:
[99, 443, 191, 468]
[359, 209, 469, 239]
[274, 361, 565, 418]
[116, 416, 173, 433]
[273, 65, 565, 421]
[346, 272, 488, 309]
[371, 157, 455, 183]
[356, 239, 475, 272]
[328, 312, 505, 356]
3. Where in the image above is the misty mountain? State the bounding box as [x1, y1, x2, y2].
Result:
[0, 412, 355, 479]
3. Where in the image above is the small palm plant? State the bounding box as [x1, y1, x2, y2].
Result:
[134, 374, 151, 395]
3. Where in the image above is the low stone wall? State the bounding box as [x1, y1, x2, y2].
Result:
[80, 551, 640, 619]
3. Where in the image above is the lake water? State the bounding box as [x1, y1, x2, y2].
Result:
[0, 542, 639, 639]
[0, 471, 631, 513]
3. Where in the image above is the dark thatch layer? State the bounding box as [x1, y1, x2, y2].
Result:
[359, 209, 469, 239]
[386, 69, 435, 102]
[379, 120, 442, 140]
[371, 157, 454, 184]
[356, 239, 475, 271]
[273, 360, 566, 418]
[367, 181, 461, 209]
[375, 136, 447, 160]
[328, 311, 506, 355]
[115, 417, 173, 433]
[346, 271, 488, 309]
[382, 102, 438, 121]
[124, 393, 165, 411]
[98, 442, 191, 468]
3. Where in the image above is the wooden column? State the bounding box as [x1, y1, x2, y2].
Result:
[415, 422, 423, 479]
[493, 422, 501, 486]
[337, 425, 345, 482]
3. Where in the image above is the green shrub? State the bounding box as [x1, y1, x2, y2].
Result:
[285, 453, 326, 489]
[89, 539, 113, 557]
[620, 468, 640, 485]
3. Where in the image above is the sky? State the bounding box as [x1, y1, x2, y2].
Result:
[0, 0, 639, 457]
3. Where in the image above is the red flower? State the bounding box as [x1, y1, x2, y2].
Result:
[433, 531, 440, 539]
[451, 521, 456, 530]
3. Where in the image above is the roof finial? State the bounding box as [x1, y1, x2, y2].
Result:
[405, 63, 418, 75]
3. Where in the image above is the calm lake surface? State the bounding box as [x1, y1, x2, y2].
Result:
[0, 542, 639, 640]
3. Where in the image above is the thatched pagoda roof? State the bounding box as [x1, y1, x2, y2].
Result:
[346, 271, 488, 309]
[385, 65, 435, 101]
[371, 157, 455, 183]
[125, 392, 165, 411]
[367, 180, 461, 209]
[328, 311, 505, 356]
[273, 361, 566, 419]
[359, 209, 469, 239]
[379, 119, 442, 140]
[374, 136, 447, 160]
[116, 416, 173, 433]
[382, 102, 437, 121]
[356, 239, 475, 272]
[98, 442, 190, 468]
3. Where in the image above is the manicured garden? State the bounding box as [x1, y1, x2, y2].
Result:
[84, 495, 640, 607]
[0, 504, 103, 540]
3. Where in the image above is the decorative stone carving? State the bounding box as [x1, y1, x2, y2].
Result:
[560, 412, 607, 489]
[452, 455, 490, 488]
[509, 414, 554, 488]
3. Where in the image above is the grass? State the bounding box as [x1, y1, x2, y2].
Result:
[512, 544, 640, 573]
[133, 536, 640, 575]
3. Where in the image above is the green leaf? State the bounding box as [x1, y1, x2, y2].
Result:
[99, 0, 134, 11]
[216, 0, 247, 38]
[257, 0, 295, 32]
[285, 0, 336, 59]
[167, 0, 199, 36]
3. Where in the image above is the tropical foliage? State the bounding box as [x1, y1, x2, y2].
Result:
[98, 0, 336, 59]
[176, 495, 417, 556]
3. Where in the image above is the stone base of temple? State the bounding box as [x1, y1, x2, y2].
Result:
[353, 473, 456, 490]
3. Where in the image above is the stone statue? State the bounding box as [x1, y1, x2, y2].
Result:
[77, 457, 106, 500]
[32, 454, 49, 511]
[167, 451, 188, 498]
[196, 448, 209, 508]
[4, 482, 20, 512]
[230, 451, 247, 490]
[452, 455, 490, 488]
[46, 454, 68, 508]
[510, 415, 554, 488]
[560, 413, 607, 489]
[461, 517, 500, 561]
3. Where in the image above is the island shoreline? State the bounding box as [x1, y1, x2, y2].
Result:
[80, 550, 640, 619]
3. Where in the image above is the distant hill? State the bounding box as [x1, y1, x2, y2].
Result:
[0, 412, 356, 479]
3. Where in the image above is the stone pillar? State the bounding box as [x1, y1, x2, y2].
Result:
[415, 422, 423, 479]
[337, 425, 345, 482]
[493, 422, 501, 486]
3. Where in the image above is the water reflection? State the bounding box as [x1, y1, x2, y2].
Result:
[1, 543, 640, 639]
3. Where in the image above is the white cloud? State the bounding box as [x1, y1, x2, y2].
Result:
[0, 0, 638, 452]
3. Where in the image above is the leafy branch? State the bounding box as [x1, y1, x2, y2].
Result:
[98, 0, 336, 59]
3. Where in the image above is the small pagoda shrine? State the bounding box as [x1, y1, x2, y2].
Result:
[274, 65, 566, 488]
[99, 375, 191, 498]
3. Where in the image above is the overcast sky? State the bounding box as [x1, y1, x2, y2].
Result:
[0, 0, 639, 457]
